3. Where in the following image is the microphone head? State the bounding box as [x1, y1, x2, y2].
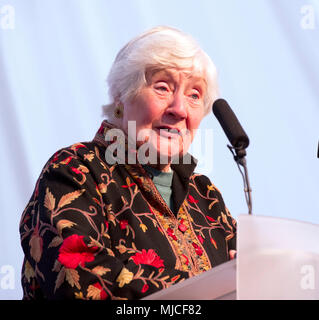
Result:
[212, 98, 249, 149]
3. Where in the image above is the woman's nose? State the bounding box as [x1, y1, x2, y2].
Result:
[167, 92, 187, 120]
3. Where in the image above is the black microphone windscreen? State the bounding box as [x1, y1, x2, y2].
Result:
[212, 99, 249, 149]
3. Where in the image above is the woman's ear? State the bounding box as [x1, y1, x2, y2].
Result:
[114, 103, 124, 119]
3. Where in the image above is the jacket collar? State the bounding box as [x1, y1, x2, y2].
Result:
[93, 120, 198, 175]
[93, 120, 198, 215]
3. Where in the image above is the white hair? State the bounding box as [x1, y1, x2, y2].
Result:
[103, 26, 219, 120]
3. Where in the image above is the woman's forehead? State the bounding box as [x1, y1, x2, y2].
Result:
[147, 68, 207, 86]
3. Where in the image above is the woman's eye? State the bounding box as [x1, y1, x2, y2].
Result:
[158, 86, 168, 91]
[154, 81, 169, 92]
[190, 92, 200, 100]
[155, 83, 170, 93]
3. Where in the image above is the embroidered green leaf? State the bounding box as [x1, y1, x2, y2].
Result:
[29, 232, 43, 263]
[52, 260, 62, 273]
[106, 248, 115, 257]
[57, 219, 76, 235]
[24, 260, 36, 282]
[140, 223, 148, 233]
[87, 284, 101, 300]
[210, 237, 218, 249]
[150, 279, 159, 288]
[44, 187, 56, 211]
[57, 189, 85, 209]
[48, 236, 63, 248]
[54, 267, 66, 293]
[92, 266, 111, 276]
[65, 268, 81, 289]
[116, 268, 134, 288]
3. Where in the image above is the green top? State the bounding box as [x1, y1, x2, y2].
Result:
[143, 165, 174, 212]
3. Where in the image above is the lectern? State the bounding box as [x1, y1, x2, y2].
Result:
[144, 215, 319, 300]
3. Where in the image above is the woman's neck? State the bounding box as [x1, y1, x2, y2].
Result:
[147, 163, 172, 172]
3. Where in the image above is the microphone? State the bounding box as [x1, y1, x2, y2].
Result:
[212, 98, 249, 157]
[212, 98, 252, 215]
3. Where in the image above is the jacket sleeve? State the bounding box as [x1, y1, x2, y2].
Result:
[20, 148, 189, 300]
[193, 174, 237, 252]
[213, 186, 237, 251]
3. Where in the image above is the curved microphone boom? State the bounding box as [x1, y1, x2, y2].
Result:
[212, 98, 253, 215]
[212, 98, 249, 158]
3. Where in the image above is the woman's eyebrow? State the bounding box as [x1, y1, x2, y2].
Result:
[150, 70, 207, 91]
[146, 69, 174, 83]
[152, 70, 176, 82]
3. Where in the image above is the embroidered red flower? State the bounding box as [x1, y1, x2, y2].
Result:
[51, 152, 59, 163]
[58, 234, 99, 269]
[119, 220, 129, 230]
[92, 282, 108, 300]
[141, 283, 149, 293]
[171, 275, 181, 283]
[131, 249, 164, 268]
[206, 215, 216, 223]
[72, 143, 87, 151]
[167, 228, 177, 241]
[197, 234, 204, 244]
[178, 219, 187, 233]
[60, 156, 72, 165]
[121, 183, 136, 188]
[181, 254, 189, 265]
[71, 167, 82, 175]
[188, 195, 199, 204]
[192, 242, 203, 256]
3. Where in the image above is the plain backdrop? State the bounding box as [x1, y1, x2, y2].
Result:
[0, 0, 318, 299]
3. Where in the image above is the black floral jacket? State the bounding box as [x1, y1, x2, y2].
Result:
[19, 120, 237, 300]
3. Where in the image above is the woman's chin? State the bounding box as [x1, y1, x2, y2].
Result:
[136, 134, 189, 166]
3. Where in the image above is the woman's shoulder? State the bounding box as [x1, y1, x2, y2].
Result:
[38, 140, 110, 182]
[44, 140, 107, 165]
[189, 172, 223, 196]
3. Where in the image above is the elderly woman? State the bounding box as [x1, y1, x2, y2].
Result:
[19, 26, 236, 300]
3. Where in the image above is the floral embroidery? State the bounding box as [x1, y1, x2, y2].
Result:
[87, 282, 108, 300]
[167, 228, 178, 241]
[19, 120, 237, 300]
[131, 249, 164, 268]
[58, 235, 99, 269]
[141, 283, 149, 293]
[197, 234, 204, 244]
[187, 195, 199, 204]
[192, 242, 203, 256]
[116, 268, 134, 288]
[119, 220, 129, 230]
[178, 219, 187, 233]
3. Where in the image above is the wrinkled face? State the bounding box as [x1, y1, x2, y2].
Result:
[121, 68, 207, 167]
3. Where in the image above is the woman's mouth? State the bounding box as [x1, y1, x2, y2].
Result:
[155, 126, 181, 138]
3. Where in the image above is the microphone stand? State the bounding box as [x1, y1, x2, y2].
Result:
[227, 145, 253, 215]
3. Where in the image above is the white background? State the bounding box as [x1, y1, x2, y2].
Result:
[0, 0, 318, 299]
